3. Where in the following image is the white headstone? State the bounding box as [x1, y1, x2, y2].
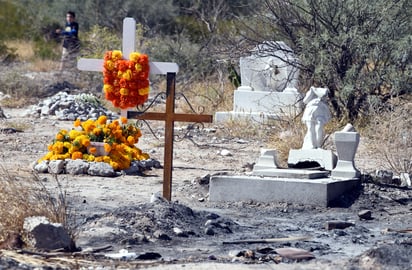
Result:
[239, 41, 299, 92]
[215, 41, 302, 122]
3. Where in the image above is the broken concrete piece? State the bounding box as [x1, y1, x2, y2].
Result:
[288, 149, 337, 170]
[23, 216, 73, 251]
[400, 173, 411, 187]
[252, 148, 281, 171]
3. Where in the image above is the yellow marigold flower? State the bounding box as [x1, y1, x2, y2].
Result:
[47, 144, 53, 151]
[139, 87, 150, 95]
[119, 88, 129, 96]
[103, 127, 111, 135]
[69, 129, 83, 140]
[103, 84, 114, 93]
[109, 121, 120, 128]
[97, 115, 108, 125]
[88, 147, 97, 154]
[92, 127, 102, 136]
[127, 136, 135, 145]
[95, 156, 104, 162]
[72, 151, 83, 160]
[43, 152, 54, 160]
[112, 50, 122, 61]
[104, 143, 112, 153]
[105, 60, 115, 70]
[122, 69, 132, 80]
[135, 63, 142, 72]
[129, 52, 140, 62]
[82, 119, 96, 132]
[82, 138, 91, 147]
[83, 154, 95, 162]
[120, 116, 128, 124]
[55, 132, 64, 141]
[74, 119, 81, 127]
[110, 161, 120, 170]
[52, 141, 64, 154]
[103, 156, 111, 163]
[114, 130, 123, 140]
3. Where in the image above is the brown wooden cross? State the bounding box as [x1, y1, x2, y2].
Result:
[127, 73, 213, 200]
[77, 18, 213, 201]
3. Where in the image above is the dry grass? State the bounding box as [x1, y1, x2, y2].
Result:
[181, 79, 235, 114]
[5, 40, 61, 72]
[5, 40, 35, 61]
[27, 59, 60, 72]
[0, 166, 70, 247]
[364, 100, 412, 174]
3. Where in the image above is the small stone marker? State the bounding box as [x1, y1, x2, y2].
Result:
[78, 17, 212, 201]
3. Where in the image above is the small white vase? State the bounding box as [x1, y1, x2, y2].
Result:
[88, 142, 110, 156]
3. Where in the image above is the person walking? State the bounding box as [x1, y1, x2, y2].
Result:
[56, 11, 80, 71]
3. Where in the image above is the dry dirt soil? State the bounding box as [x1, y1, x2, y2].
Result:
[0, 84, 411, 269]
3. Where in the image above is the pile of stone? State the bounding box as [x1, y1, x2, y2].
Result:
[24, 92, 118, 121]
[34, 158, 161, 177]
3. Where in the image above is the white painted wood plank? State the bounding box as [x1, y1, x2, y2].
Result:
[77, 59, 178, 74]
[122, 17, 136, 59]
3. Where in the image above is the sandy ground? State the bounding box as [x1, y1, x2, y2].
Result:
[1, 107, 411, 270]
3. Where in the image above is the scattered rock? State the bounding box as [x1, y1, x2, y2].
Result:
[193, 173, 211, 185]
[105, 249, 137, 260]
[173, 227, 188, 237]
[204, 227, 215, 235]
[25, 92, 118, 120]
[325, 220, 355, 230]
[150, 192, 167, 203]
[34, 161, 49, 173]
[375, 169, 394, 184]
[88, 162, 117, 177]
[219, 149, 232, 156]
[137, 252, 162, 260]
[48, 160, 65, 174]
[205, 213, 220, 220]
[153, 230, 171, 240]
[358, 210, 373, 220]
[23, 216, 74, 251]
[65, 159, 90, 175]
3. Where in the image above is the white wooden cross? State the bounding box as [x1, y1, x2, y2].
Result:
[77, 18, 212, 201]
[78, 17, 179, 118]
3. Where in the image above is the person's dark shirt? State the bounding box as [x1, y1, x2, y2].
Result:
[62, 21, 79, 51]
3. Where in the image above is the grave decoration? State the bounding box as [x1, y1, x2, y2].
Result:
[103, 50, 150, 109]
[39, 44, 151, 171]
[38, 116, 149, 170]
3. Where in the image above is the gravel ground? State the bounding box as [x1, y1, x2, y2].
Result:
[0, 70, 411, 269]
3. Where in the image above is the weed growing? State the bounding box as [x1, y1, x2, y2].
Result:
[364, 100, 412, 175]
[0, 165, 71, 248]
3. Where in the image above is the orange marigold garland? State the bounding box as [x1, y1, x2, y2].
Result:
[103, 50, 150, 109]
